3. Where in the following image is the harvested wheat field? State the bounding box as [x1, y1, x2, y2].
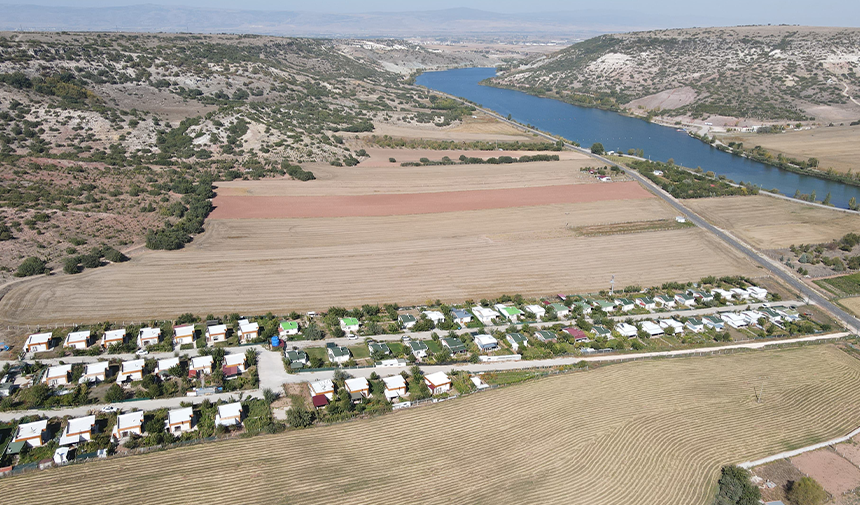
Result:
[209, 182, 652, 219]
[217, 156, 599, 197]
[839, 297, 860, 317]
[720, 125, 860, 174]
[685, 195, 860, 249]
[0, 196, 760, 324]
[6, 346, 860, 505]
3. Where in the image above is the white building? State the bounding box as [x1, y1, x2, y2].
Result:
[524, 305, 546, 320]
[422, 311, 446, 325]
[471, 306, 500, 325]
[14, 419, 48, 447]
[721, 313, 748, 329]
[711, 288, 734, 301]
[424, 372, 451, 395]
[59, 415, 96, 446]
[345, 377, 370, 398]
[382, 375, 407, 400]
[308, 379, 335, 400]
[190, 355, 213, 375]
[44, 364, 72, 386]
[474, 334, 499, 351]
[223, 353, 247, 373]
[79, 361, 110, 384]
[640, 321, 664, 337]
[616, 323, 638, 338]
[137, 327, 161, 347]
[215, 402, 244, 427]
[64, 330, 91, 349]
[205, 324, 228, 345]
[101, 328, 126, 348]
[155, 357, 180, 376]
[659, 319, 685, 334]
[112, 411, 144, 440]
[173, 324, 195, 346]
[730, 288, 750, 300]
[238, 320, 260, 344]
[165, 407, 195, 434]
[116, 359, 145, 383]
[24, 332, 52, 353]
[746, 286, 768, 300]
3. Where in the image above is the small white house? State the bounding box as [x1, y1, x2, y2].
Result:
[659, 319, 685, 334]
[173, 324, 195, 346]
[506, 333, 528, 352]
[721, 313, 748, 329]
[398, 314, 417, 330]
[730, 288, 751, 300]
[79, 361, 110, 384]
[112, 411, 144, 440]
[424, 372, 451, 395]
[674, 294, 697, 307]
[474, 334, 499, 352]
[636, 298, 657, 311]
[205, 324, 228, 345]
[524, 305, 546, 320]
[471, 306, 500, 325]
[451, 309, 472, 326]
[742, 310, 766, 326]
[223, 353, 247, 373]
[309, 379, 335, 400]
[137, 327, 161, 347]
[409, 340, 429, 359]
[14, 419, 48, 447]
[165, 407, 195, 434]
[238, 320, 260, 344]
[24, 332, 52, 353]
[422, 311, 446, 325]
[711, 288, 734, 301]
[101, 328, 126, 348]
[614, 299, 636, 312]
[494, 304, 524, 322]
[44, 364, 72, 386]
[640, 321, 664, 337]
[339, 317, 360, 334]
[64, 330, 91, 350]
[190, 355, 214, 375]
[155, 357, 180, 376]
[59, 415, 96, 446]
[616, 323, 638, 338]
[345, 377, 370, 398]
[746, 286, 768, 300]
[654, 295, 676, 309]
[685, 318, 705, 333]
[116, 359, 145, 383]
[215, 402, 244, 427]
[382, 375, 407, 400]
[327, 344, 350, 364]
[703, 315, 725, 330]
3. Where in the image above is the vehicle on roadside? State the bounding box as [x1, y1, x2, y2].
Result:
[100, 405, 118, 413]
[135, 349, 149, 356]
[401, 335, 411, 343]
[347, 334, 358, 340]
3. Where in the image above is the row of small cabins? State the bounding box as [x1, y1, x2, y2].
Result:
[296, 306, 801, 367]
[8, 402, 245, 461]
[38, 354, 249, 388]
[357, 287, 771, 332]
[306, 371, 460, 409]
[23, 319, 262, 354]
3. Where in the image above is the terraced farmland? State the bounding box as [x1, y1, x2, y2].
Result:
[6, 345, 860, 505]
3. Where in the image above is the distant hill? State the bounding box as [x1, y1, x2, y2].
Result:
[488, 26, 860, 123]
[0, 4, 701, 39]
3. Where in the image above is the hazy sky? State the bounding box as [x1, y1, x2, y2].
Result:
[3, 0, 859, 25]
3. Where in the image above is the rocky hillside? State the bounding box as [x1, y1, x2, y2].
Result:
[489, 26, 860, 124]
[0, 32, 470, 281]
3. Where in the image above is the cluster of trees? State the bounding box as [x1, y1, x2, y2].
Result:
[281, 161, 315, 181]
[63, 245, 129, 275]
[629, 159, 757, 198]
[145, 178, 214, 250]
[401, 153, 560, 168]
[366, 135, 564, 152]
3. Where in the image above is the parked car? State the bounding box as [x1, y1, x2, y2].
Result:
[100, 405, 118, 413]
[401, 336, 411, 343]
[347, 334, 358, 340]
[135, 349, 149, 356]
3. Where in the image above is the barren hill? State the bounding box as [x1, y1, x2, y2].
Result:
[489, 26, 860, 124]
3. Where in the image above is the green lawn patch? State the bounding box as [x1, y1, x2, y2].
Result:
[348, 345, 370, 359]
[815, 273, 860, 296]
[426, 340, 442, 353]
[305, 347, 329, 363]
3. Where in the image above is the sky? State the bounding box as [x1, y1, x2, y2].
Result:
[2, 0, 858, 26]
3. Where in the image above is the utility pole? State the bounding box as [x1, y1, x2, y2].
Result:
[609, 275, 615, 297]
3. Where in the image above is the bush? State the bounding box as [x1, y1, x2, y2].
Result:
[590, 142, 605, 155]
[80, 253, 101, 269]
[105, 384, 125, 403]
[787, 476, 826, 505]
[103, 247, 129, 263]
[63, 257, 80, 274]
[712, 465, 760, 505]
[15, 256, 48, 277]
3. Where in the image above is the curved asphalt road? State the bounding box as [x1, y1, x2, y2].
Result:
[428, 90, 860, 334]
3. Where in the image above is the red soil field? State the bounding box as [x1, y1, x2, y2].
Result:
[209, 181, 653, 219]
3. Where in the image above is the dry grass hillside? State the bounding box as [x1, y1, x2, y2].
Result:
[491, 26, 860, 124]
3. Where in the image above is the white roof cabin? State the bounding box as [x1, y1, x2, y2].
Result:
[616, 323, 638, 338]
[309, 379, 335, 400]
[471, 306, 500, 324]
[79, 361, 110, 383]
[215, 402, 244, 427]
[15, 419, 48, 447]
[238, 321, 260, 343]
[173, 324, 195, 344]
[64, 330, 91, 349]
[24, 332, 52, 353]
[742, 310, 766, 326]
[525, 305, 546, 319]
[730, 288, 750, 299]
[112, 411, 144, 440]
[166, 407, 194, 433]
[156, 357, 180, 375]
[424, 372, 452, 395]
[721, 312, 748, 328]
[382, 375, 407, 400]
[711, 288, 734, 301]
[59, 415, 96, 446]
[640, 321, 664, 337]
[191, 355, 214, 373]
[223, 353, 247, 372]
[205, 324, 228, 344]
[474, 334, 499, 351]
[137, 327, 161, 346]
[117, 359, 145, 383]
[746, 286, 768, 300]
[659, 319, 685, 334]
[422, 310, 446, 324]
[44, 364, 72, 386]
[102, 328, 126, 347]
[345, 377, 370, 397]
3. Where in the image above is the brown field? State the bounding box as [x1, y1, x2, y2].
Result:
[720, 125, 860, 174]
[839, 297, 860, 317]
[685, 195, 860, 249]
[209, 182, 652, 219]
[366, 116, 536, 143]
[0, 195, 759, 325]
[5, 346, 860, 505]
[218, 156, 599, 197]
[357, 147, 586, 167]
[792, 449, 860, 496]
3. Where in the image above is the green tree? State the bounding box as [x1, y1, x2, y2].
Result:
[105, 383, 125, 403]
[15, 256, 48, 277]
[590, 142, 605, 155]
[712, 465, 760, 505]
[849, 197, 858, 211]
[287, 403, 315, 428]
[786, 476, 826, 505]
[822, 192, 832, 205]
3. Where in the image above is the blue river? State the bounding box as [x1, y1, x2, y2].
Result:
[416, 67, 860, 209]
